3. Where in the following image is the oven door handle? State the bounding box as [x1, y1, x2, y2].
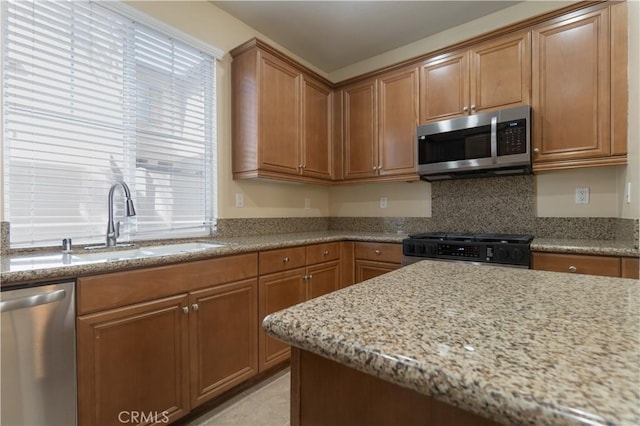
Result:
[490, 115, 498, 164]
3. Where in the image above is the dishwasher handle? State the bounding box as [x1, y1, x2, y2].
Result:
[0, 289, 67, 313]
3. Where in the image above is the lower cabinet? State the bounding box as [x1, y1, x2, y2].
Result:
[77, 254, 259, 425]
[77, 295, 191, 425]
[258, 243, 341, 371]
[531, 252, 639, 278]
[354, 242, 402, 283]
[188, 279, 258, 407]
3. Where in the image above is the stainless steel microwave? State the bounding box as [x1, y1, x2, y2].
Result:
[416, 105, 531, 180]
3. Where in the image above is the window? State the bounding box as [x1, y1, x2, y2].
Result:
[2, 0, 217, 248]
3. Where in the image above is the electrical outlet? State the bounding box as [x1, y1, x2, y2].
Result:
[380, 196, 388, 209]
[304, 198, 311, 209]
[575, 187, 589, 204]
[235, 193, 244, 208]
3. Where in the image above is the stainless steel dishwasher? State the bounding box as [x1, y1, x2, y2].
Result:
[1, 281, 76, 426]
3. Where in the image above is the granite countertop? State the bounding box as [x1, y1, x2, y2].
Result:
[263, 260, 640, 426]
[1, 231, 637, 287]
[0, 231, 405, 286]
[531, 238, 639, 257]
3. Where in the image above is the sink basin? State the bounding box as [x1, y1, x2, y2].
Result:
[72, 242, 226, 263]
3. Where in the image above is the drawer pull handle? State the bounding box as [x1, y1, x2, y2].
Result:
[375, 250, 381, 255]
[182, 306, 189, 314]
[283, 257, 290, 263]
[568, 266, 577, 273]
[323, 250, 329, 256]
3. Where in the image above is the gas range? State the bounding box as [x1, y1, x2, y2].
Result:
[402, 232, 534, 268]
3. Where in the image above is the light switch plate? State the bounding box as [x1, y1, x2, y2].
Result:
[380, 197, 388, 209]
[304, 198, 311, 209]
[235, 193, 244, 208]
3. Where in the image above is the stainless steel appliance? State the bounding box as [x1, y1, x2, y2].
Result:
[1, 281, 76, 426]
[402, 232, 534, 268]
[417, 105, 531, 180]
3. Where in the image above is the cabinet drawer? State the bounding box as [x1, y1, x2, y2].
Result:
[354, 242, 402, 263]
[306, 242, 340, 265]
[259, 246, 306, 275]
[78, 253, 258, 315]
[621, 257, 639, 279]
[531, 252, 621, 277]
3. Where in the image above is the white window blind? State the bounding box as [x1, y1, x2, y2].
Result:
[2, 0, 216, 248]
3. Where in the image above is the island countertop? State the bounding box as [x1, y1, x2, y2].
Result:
[263, 260, 640, 425]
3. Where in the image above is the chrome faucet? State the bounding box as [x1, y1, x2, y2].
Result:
[106, 182, 136, 247]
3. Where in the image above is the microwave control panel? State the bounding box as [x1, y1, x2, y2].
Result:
[497, 119, 527, 155]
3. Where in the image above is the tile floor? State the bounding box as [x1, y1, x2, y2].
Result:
[186, 368, 290, 426]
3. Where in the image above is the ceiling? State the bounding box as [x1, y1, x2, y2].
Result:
[213, 1, 521, 73]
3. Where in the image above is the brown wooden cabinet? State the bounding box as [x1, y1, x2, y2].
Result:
[188, 279, 258, 408]
[77, 254, 259, 425]
[531, 3, 627, 171]
[420, 31, 530, 124]
[77, 295, 190, 426]
[231, 39, 333, 184]
[258, 243, 342, 371]
[531, 252, 638, 278]
[341, 66, 419, 183]
[354, 242, 403, 283]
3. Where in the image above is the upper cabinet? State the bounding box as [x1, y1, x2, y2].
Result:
[341, 66, 419, 183]
[531, 3, 627, 171]
[230, 2, 628, 183]
[419, 31, 531, 124]
[231, 39, 333, 184]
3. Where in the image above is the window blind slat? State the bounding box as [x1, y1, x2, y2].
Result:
[3, 0, 216, 248]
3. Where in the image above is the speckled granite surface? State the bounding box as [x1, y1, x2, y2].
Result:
[0, 231, 405, 286]
[0, 222, 9, 255]
[532, 238, 639, 257]
[263, 260, 640, 426]
[1, 230, 638, 287]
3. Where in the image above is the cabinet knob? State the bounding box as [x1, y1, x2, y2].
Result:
[533, 148, 540, 154]
[463, 106, 469, 112]
[192, 303, 199, 311]
[283, 257, 290, 263]
[182, 306, 189, 314]
[299, 164, 303, 169]
[377, 165, 382, 171]
[308, 274, 312, 280]
[470, 104, 476, 111]
[375, 249, 381, 255]
[568, 265, 577, 273]
[372, 166, 377, 171]
[301, 165, 306, 170]
[323, 250, 329, 256]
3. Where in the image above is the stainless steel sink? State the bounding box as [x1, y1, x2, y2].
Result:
[73, 242, 227, 262]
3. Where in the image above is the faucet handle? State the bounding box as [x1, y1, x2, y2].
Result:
[114, 221, 120, 239]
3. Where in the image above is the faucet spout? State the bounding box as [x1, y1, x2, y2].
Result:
[106, 181, 136, 247]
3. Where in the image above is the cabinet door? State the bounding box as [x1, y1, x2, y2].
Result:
[306, 260, 341, 300]
[532, 7, 610, 164]
[302, 76, 332, 179]
[355, 260, 401, 283]
[189, 279, 258, 408]
[343, 80, 377, 179]
[77, 295, 190, 426]
[258, 269, 306, 371]
[378, 67, 419, 177]
[470, 31, 531, 113]
[259, 51, 301, 174]
[419, 50, 469, 123]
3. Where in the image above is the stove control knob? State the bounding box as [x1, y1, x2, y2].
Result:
[511, 248, 524, 261]
[495, 247, 509, 261]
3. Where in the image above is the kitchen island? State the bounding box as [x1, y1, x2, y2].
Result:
[263, 260, 640, 426]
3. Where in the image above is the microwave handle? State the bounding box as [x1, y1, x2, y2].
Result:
[490, 116, 498, 164]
